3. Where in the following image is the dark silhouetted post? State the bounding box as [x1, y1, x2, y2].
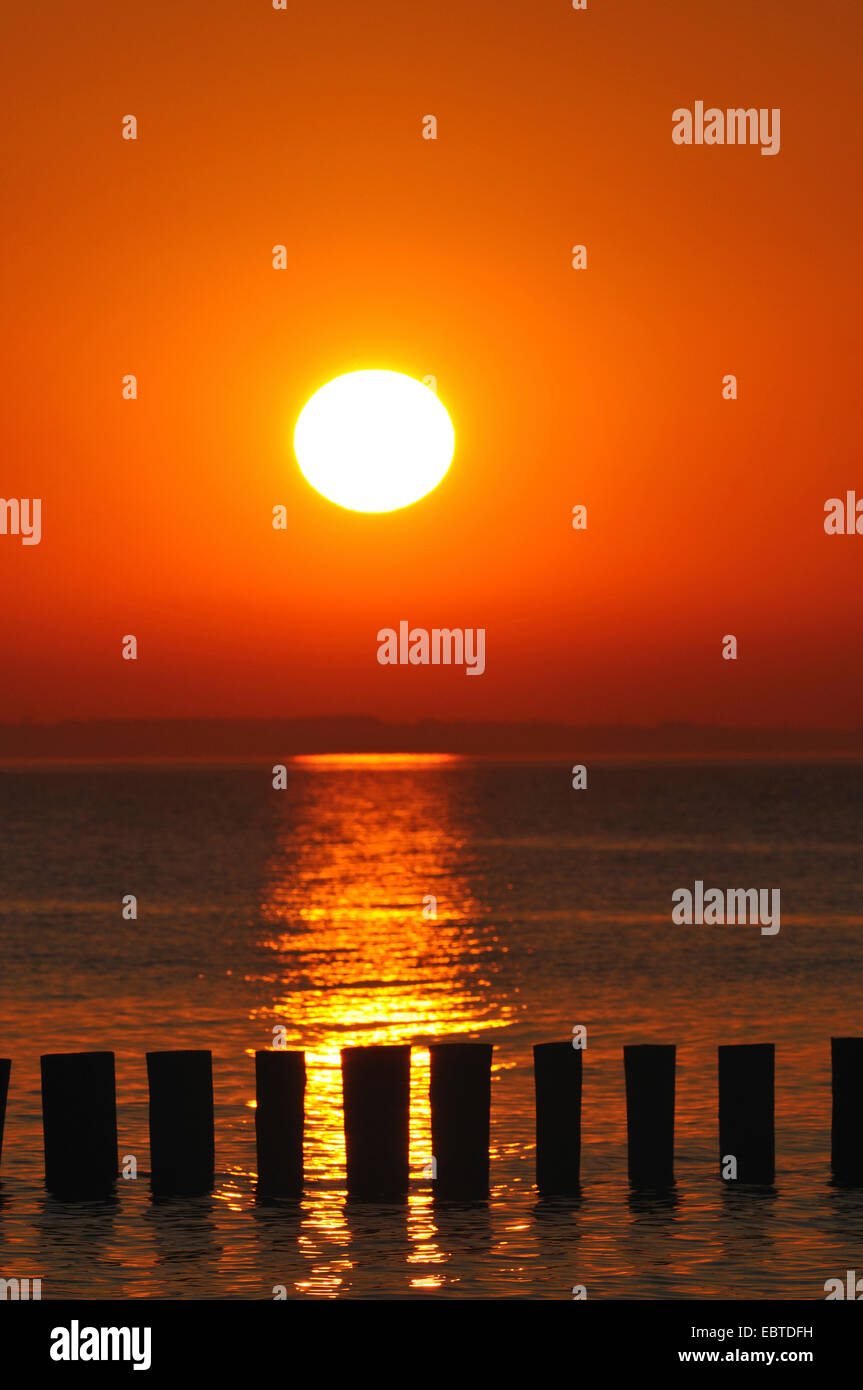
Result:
[430, 1042, 493, 1200]
[533, 1041, 582, 1196]
[40, 1051, 117, 1198]
[832, 1037, 863, 1184]
[146, 1050, 214, 1197]
[0, 1059, 10, 1169]
[624, 1044, 675, 1188]
[255, 1050, 305, 1197]
[341, 1044, 410, 1199]
[718, 1043, 774, 1184]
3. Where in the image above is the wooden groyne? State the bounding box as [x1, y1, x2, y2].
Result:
[342, 1044, 411, 1199]
[533, 1041, 582, 1196]
[0, 1059, 10, 1170]
[831, 1037, 863, 1184]
[146, 1050, 214, 1198]
[255, 1049, 305, 1198]
[624, 1044, 676, 1189]
[0, 1039, 859, 1200]
[41, 1051, 117, 1198]
[718, 1043, 774, 1184]
[430, 1042, 493, 1200]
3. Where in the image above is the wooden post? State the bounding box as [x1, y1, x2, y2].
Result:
[831, 1037, 863, 1184]
[255, 1050, 305, 1197]
[0, 1059, 10, 1170]
[146, 1050, 214, 1197]
[341, 1044, 410, 1199]
[624, 1044, 675, 1188]
[40, 1051, 117, 1198]
[430, 1042, 493, 1200]
[719, 1043, 775, 1184]
[533, 1041, 582, 1196]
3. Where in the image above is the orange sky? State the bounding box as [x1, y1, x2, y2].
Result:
[2, 0, 861, 726]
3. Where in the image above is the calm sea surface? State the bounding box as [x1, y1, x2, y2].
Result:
[0, 756, 862, 1299]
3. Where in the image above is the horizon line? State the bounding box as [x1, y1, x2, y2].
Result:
[3, 715, 863, 732]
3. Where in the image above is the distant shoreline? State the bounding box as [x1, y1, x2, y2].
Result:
[0, 717, 862, 762]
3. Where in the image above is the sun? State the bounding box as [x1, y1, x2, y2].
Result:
[293, 369, 455, 513]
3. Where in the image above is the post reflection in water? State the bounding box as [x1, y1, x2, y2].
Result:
[253, 755, 514, 1295]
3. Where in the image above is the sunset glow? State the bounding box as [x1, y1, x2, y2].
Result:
[4, 0, 863, 1331]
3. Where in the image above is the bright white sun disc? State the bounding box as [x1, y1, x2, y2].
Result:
[293, 369, 455, 513]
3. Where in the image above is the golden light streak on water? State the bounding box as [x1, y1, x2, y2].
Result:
[248, 756, 512, 1288]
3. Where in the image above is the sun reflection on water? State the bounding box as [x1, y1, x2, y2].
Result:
[251, 755, 514, 1292]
